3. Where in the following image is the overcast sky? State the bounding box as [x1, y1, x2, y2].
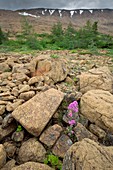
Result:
[0, 0, 113, 10]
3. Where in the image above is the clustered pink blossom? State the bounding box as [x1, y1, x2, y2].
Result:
[68, 119, 76, 125]
[67, 100, 79, 137]
[68, 101, 78, 113]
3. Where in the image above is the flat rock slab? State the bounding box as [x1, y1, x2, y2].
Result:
[12, 88, 64, 136]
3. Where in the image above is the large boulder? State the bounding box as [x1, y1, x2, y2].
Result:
[12, 88, 64, 136]
[11, 162, 54, 170]
[62, 138, 113, 170]
[18, 138, 46, 163]
[79, 67, 113, 93]
[80, 90, 113, 132]
[28, 56, 68, 84]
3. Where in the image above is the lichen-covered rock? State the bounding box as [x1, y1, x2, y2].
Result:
[52, 134, 73, 158]
[11, 162, 54, 170]
[80, 90, 113, 132]
[39, 124, 62, 147]
[12, 88, 64, 136]
[89, 124, 106, 139]
[18, 138, 46, 163]
[74, 122, 97, 141]
[79, 67, 113, 93]
[0, 144, 6, 169]
[62, 138, 113, 170]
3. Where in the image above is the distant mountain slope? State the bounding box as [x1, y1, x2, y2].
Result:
[0, 8, 113, 35]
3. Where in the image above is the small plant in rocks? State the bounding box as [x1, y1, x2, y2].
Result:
[66, 101, 79, 138]
[16, 125, 23, 132]
[44, 154, 62, 170]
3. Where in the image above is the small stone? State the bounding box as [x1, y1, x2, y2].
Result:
[3, 142, 16, 158]
[52, 134, 73, 158]
[2, 114, 14, 128]
[0, 72, 12, 80]
[0, 62, 10, 72]
[0, 105, 5, 115]
[11, 87, 19, 97]
[39, 124, 62, 147]
[6, 100, 23, 112]
[0, 145, 6, 169]
[12, 131, 24, 142]
[12, 73, 29, 82]
[28, 76, 44, 85]
[0, 101, 7, 105]
[1, 159, 16, 170]
[7, 82, 16, 88]
[19, 85, 30, 93]
[0, 92, 10, 97]
[0, 123, 16, 141]
[19, 91, 35, 100]
[0, 116, 3, 124]
[1, 95, 16, 101]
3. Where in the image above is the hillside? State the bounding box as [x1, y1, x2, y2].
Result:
[0, 8, 113, 35]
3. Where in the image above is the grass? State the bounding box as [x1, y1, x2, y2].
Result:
[0, 21, 113, 60]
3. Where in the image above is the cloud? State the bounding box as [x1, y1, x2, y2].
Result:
[0, 0, 113, 10]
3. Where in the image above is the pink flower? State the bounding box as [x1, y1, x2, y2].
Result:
[68, 119, 76, 125]
[68, 111, 73, 117]
[68, 101, 78, 113]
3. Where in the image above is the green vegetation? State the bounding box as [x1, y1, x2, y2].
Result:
[0, 19, 113, 57]
[50, 54, 59, 58]
[0, 26, 8, 44]
[44, 154, 62, 170]
[16, 125, 23, 132]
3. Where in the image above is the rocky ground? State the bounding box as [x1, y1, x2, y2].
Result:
[0, 50, 113, 170]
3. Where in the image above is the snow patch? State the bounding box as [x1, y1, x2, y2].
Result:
[42, 11, 45, 15]
[70, 11, 74, 18]
[80, 10, 84, 15]
[101, 10, 103, 12]
[45, 9, 47, 12]
[19, 12, 38, 18]
[59, 10, 62, 17]
[89, 10, 93, 14]
[49, 10, 55, 15]
[75, 11, 77, 13]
